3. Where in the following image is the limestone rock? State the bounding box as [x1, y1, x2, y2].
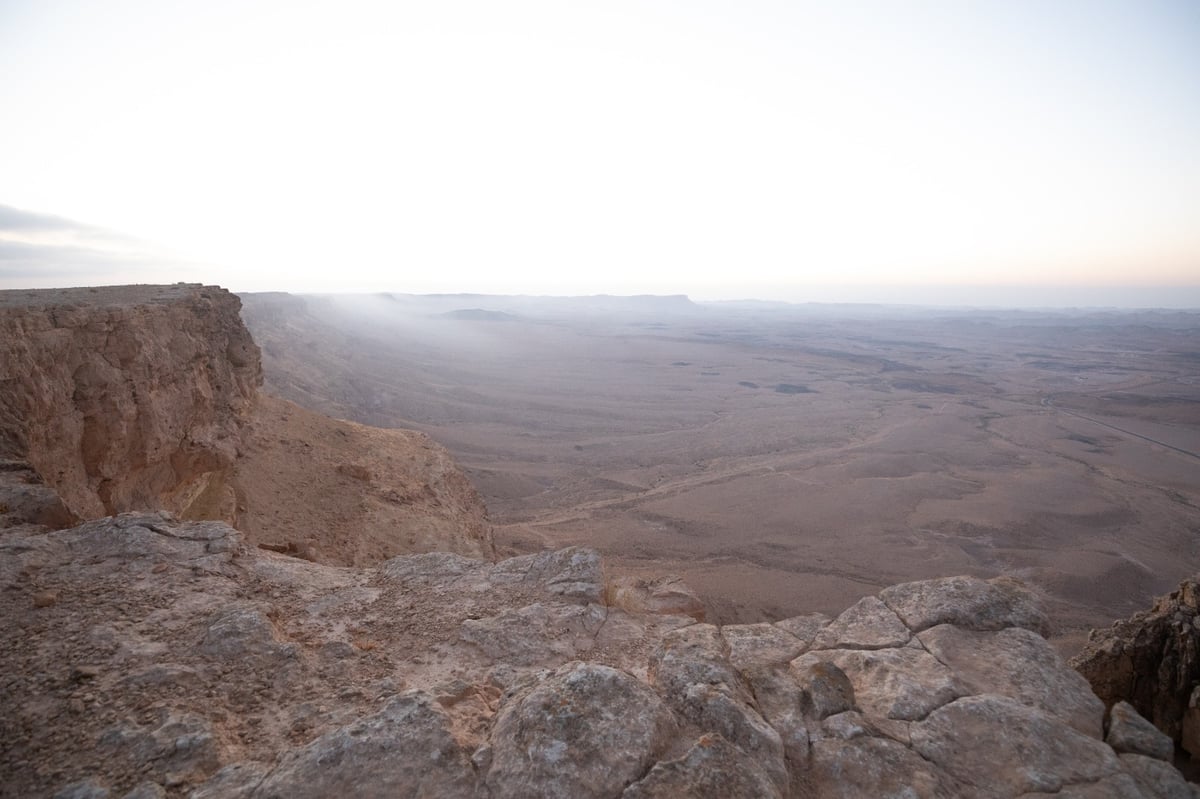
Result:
[459, 602, 608, 666]
[1118, 753, 1195, 799]
[53, 781, 110, 799]
[379, 551, 486, 584]
[489, 546, 606, 603]
[811, 646, 965, 721]
[252, 691, 475, 799]
[0, 285, 494, 563]
[1183, 685, 1200, 759]
[1072, 577, 1200, 742]
[1018, 773, 1154, 798]
[485, 662, 674, 799]
[0, 459, 77, 530]
[98, 712, 220, 787]
[808, 735, 950, 798]
[198, 605, 298, 663]
[738, 664, 812, 763]
[5, 500, 1197, 797]
[0, 285, 260, 520]
[911, 694, 1122, 797]
[722, 622, 805, 671]
[810, 595, 910, 650]
[773, 612, 832, 648]
[880, 574, 1050, 636]
[188, 763, 269, 799]
[919, 623, 1104, 737]
[676, 681, 788, 790]
[607, 574, 706, 621]
[789, 655, 857, 720]
[622, 734, 782, 798]
[385, 547, 605, 604]
[230, 395, 496, 564]
[1107, 700, 1176, 761]
[649, 623, 788, 790]
[649, 624, 744, 699]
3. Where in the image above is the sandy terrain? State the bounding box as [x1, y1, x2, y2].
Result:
[240, 293, 1200, 653]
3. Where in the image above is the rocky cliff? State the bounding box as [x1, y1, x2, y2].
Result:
[0, 285, 260, 522]
[1072, 577, 1200, 753]
[0, 284, 493, 561]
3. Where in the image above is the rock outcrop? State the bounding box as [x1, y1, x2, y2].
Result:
[226, 394, 494, 563]
[1, 513, 1194, 798]
[1072, 577, 1200, 745]
[0, 285, 260, 521]
[0, 284, 494, 561]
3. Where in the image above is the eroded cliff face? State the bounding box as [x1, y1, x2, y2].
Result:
[1072, 577, 1200, 747]
[0, 284, 494, 561]
[0, 284, 261, 521]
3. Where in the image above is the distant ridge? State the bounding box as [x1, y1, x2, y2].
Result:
[337, 292, 702, 318]
[441, 308, 520, 322]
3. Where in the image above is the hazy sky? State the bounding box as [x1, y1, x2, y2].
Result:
[1, 0, 1198, 306]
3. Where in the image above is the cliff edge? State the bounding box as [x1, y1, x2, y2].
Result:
[0, 284, 260, 522]
[0, 284, 493, 561]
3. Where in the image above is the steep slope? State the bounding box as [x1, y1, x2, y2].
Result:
[1073, 577, 1200, 747]
[0, 284, 493, 562]
[0, 284, 260, 521]
[224, 394, 493, 563]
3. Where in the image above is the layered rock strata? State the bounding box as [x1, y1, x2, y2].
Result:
[1, 514, 1193, 798]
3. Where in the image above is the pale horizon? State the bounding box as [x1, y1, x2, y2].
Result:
[1, 1, 1197, 309]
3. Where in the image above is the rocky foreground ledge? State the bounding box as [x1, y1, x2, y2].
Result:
[2, 515, 1194, 799]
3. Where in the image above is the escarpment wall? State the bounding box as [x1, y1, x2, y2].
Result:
[0, 283, 494, 561]
[1072, 577, 1200, 745]
[0, 284, 261, 520]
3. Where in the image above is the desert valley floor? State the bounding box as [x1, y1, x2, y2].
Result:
[240, 293, 1200, 653]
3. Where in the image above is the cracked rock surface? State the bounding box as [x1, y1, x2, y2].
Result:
[2, 515, 1194, 798]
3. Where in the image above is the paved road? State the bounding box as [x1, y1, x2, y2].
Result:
[1041, 395, 1200, 462]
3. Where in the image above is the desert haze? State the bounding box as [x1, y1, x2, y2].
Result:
[240, 292, 1200, 653]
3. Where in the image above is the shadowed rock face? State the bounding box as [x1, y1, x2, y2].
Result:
[0, 284, 261, 520]
[0, 516, 1190, 798]
[1072, 577, 1200, 744]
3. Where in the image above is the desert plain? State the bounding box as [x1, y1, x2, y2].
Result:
[240, 293, 1200, 653]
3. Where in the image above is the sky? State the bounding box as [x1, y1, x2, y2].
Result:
[1, 0, 1198, 307]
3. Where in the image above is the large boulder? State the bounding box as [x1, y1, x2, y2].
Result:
[484, 662, 675, 799]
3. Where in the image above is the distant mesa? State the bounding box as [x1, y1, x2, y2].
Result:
[738, 381, 759, 389]
[774, 383, 816, 394]
[441, 308, 520, 322]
